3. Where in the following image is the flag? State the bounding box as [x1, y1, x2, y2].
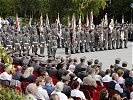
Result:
[78, 15, 82, 31]
[40, 13, 43, 32]
[86, 14, 89, 27]
[90, 11, 94, 29]
[104, 13, 108, 27]
[46, 14, 49, 28]
[68, 16, 71, 27]
[109, 19, 114, 33]
[122, 15, 124, 24]
[0, 17, 2, 29]
[29, 16, 32, 27]
[72, 13, 76, 44]
[16, 14, 20, 31]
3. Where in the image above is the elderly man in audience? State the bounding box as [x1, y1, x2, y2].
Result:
[109, 73, 130, 99]
[25, 83, 38, 100]
[83, 68, 97, 89]
[51, 81, 68, 100]
[0, 67, 12, 80]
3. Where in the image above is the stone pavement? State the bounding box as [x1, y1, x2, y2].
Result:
[55, 42, 133, 71]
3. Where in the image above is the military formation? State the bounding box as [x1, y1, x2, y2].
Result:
[0, 22, 133, 58]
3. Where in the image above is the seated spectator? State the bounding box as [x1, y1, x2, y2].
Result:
[50, 94, 60, 100]
[43, 76, 55, 95]
[48, 61, 58, 76]
[83, 68, 97, 89]
[58, 62, 67, 80]
[62, 76, 71, 97]
[109, 73, 129, 99]
[22, 59, 29, 71]
[67, 65, 75, 74]
[41, 71, 49, 85]
[99, 88, 109, 100]
[12, 65, 22, 80]
[97, 62, 105, 77]
[69, 73, 83, 84]
[93, 67, 103, 86]
[130, 92, 133, 100]
[111, 94, 121, 100]
[20, 67, 36, 83]
[71, 81, 86, 100]
[0, 67, 12, 80]
[51, 81, 68, 100]
[25, 83, 38, 100]
[125, 70, 133, 87]
[36, 77, 49, 100]
[102, 69, 112, 82]
[33, 58, 41, 72]
[38, 61, 47, 76]
[77, 67, 87, 81]
[121, 61, 130, 78]
[117, 69, 125, 84]
[110, 65, 115, 76]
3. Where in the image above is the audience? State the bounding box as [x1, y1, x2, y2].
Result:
[12, 65, 22, 80]
[102, 69, 112, 82]
[111, 94, 121, 100]
[117, 69, 125, 84]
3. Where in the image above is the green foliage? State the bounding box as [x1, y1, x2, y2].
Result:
[0, 86, 25, 100]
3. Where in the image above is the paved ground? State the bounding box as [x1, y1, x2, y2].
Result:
[55, 42, 133, 71]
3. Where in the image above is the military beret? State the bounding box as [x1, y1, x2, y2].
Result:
[115, 58, 121, 62]
[51, 60, 58, 65]
[23, 59, 29, 64]
[29, 53, 35, 57]
[80, 56, 86, 60]
[38, 54, 45, 57]
[94, 59, 99, 64]
[22, 51, 28, 55]
[97, 62, 102, 67]
[34, 57, 41, 61]
[62, 76, 70, 82]
[40, 61, 47, 65]
[87, 59, 93, 63]
[122, 61, 128, 65]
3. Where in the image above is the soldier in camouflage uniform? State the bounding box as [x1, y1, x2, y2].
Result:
[99, 27, 104, 51]
[89, 29, 95, 52]
[13, 31, 21, 53]
[51, 36, 57, 58]
[85, 28, 91, 52]
[47, 31, 53, 57]
[120, 26, 125, 48]
[123, 26, 128, 48]
[94, 28, 100, 51]
[108, 28, 113, 50]
[64, 28, 71, 54]
[75, 28, 81, 53]
[112, 27, 117, 49]
[39, 31, 46, 55]
[70, 28, 76, 54]
[22, 33, 31, 53]
[31, 30, 39, 55]
[80, 28, 85, 53]
[116, 26, 121, 49]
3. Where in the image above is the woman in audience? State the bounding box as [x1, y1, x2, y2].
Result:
[51, 81, 68, 100]
[41, 71, 49, 85]
[99, 88, 109, 100]
[71, 81, 86, 100]
[0, 67, 12, 80]
[25, 83, 38, 100]
[69, 73, 83, 84]
[93, 67, 103, 86]
[20, 67, 36, 83]
[117, 69, 125, 84]
[102, 69, 112, 82]
[36, 77, 49, 100]
[111, 94, 121, 100]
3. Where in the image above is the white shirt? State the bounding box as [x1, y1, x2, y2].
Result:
[118, 77, 125, 84]
[113, 80, 123, 93]
[51, 91, 68, 100]
[0, 72, 12, 80]
[102, 75, 112, 82]
[36, 86, 49, 100]
[71, 89, 86, 100]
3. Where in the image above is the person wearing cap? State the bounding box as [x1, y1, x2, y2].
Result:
[62, 76, 71, 97]
[114, 58, 121, 71]
[77, 66, 87, 81]
[47, 60, 58, 77]
[33, 58, 41, 73]
[38, 61, 47, 76]
[125, 70, 133, 88]
[75, 56, 87, 74]
[20, 51, 29, 66]
[22, 59, 29, 71]
[87, 59, 93, 72]
[12, 52, 21, 65]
